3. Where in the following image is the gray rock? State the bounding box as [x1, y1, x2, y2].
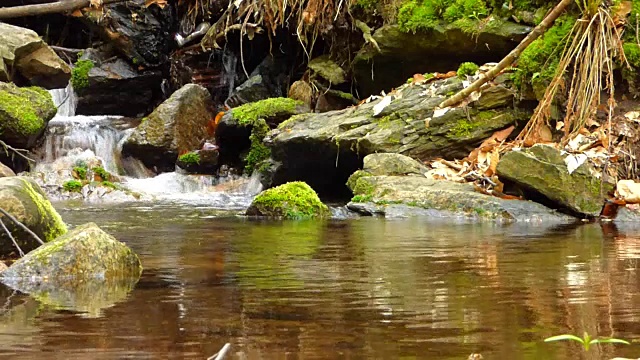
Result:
[496, 144, 613, 217]
[267, 78, 524, 193]
[353, 22, 531, 95]
[362, 153, 428, 176]
[2, 222, 141, 283]
[0, 162, 15, 178]
[0, 82, 57, 149]
[0, 177, 67, 257]
[347, 175, 573, 222]
[122, 84, 215, 172]
[75, 49, 162, 116]
[176, 149, 219, 174]
[0, 23, 71, 89]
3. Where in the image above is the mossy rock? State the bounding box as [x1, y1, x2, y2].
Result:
[230, 97, 306, 126]
[0, 162, 15, 178]
[496, 144, 613, 217]
[0, 176, 67, 257]
[246, 181, 330, 219]
[0, 82, 56, 149]
[308, 55, 346, 85]
[2, 222, 142, 284]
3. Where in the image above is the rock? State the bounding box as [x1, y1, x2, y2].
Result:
[82, 0, 173, 67]
[122, 84, 215, 172]
[308, 55, 346, 85]
[362, 153, 428, 176]
[246, 181, 330, 219]
[73, 50, 162, 116]
[0, 261, 6, 274]
[0, 162, 16, 178]
[0, 82, 57, 149]
[1, 222, 142, 288]
[224, 55, 291, 107]
[0, 23, 71, 89]
[267, 77, 523, 194]
[0, 177, 67, 257]
[215, 97, 309, 170]
[352, 22, 531, 96]
[496, 144, 613, 217]
[176, 149, 219, 174]
[346, 175, 572, 222]
[314, 89, 358, 113]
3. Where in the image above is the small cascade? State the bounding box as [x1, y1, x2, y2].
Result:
[49, 82, 77, 117]
[35, 82, 262, 206]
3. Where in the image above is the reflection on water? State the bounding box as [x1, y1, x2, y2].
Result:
[1, 204, 640, 359]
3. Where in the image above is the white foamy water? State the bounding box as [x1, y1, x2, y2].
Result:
[35, 85, 262, 206]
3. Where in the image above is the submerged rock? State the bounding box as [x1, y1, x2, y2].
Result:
[496, 144, 613, 217]
[267, 76, 523, 194]
[2, 222, 142, 283]
[347, 174, 572, 222]
[0, 82, 57, 149]
[352, 21, 531, 95]
[122, 84, 215, 172]
[0, 177, 67, 257]
[73, 50, 162, 116]
[246, 181, 330, 219]
[0, 23, 71, 89]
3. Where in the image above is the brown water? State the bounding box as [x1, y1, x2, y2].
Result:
[2, 203, 640, 359]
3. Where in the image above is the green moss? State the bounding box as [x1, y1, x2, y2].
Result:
[231, 98, 301, 125]
[20, 179, 67, 242]
[346, 170, 372, 191]
[250, 182, 330, 219]
[63, 180, 83, 192]
[457, 62, 479, 78]
[101, 181, 117, 189]
[514, 15, 576, 89]
[245, 120, 272, 174]
[72, 166, 87, 180]
[91, 167, 111, 181]
[71, 59, 94, 91]
[398, 0, 488, 32]
[178, 152, 200, 164]
[278, 114, 310, 129]
[351, 194, 374, 202]
[353, 0, 377, 9]
[351, 177, 376, 197]
[624, 42, 640, 68]
[449, 110, 499, 138]
[0, 86, 54, 137]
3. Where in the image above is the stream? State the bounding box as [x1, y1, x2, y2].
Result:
[1, 87, 640, 359]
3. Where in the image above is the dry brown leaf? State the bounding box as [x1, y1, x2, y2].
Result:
[539, 124, 553, 142]
[145, 0, 168, 8]
[485, 150, 500, 177]
[90, 0, 102, 7]
[70, 9, 83, 17]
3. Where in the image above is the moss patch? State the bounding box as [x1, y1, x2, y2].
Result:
[71, 59, 94, 91]
[231, 98, 301, 125]
[178, 152, 200, 164]
[0, 85, 54, 138]
[91, 167, 111, 181]
[457, 62, 479, 78]
[248, 182, 330, 219]
[63, 180, 83, 192]
[346, 170, 373, 192]
[245, 120, 272, 174]
[20, 178, 67, 242]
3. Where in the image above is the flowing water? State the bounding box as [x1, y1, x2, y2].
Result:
[3, 87, 640, 359]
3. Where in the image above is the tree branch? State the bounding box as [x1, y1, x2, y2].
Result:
[438, 0, 574, 109]
[0, 207, 45, 246]
[0, 0, 127, 20]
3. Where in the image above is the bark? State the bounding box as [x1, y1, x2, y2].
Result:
[0, 0, 125, 20]
[439, 0, 574, 109]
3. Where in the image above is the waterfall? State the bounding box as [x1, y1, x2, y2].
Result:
[36, 82, 260, 206]
[49, 82, 77, 117]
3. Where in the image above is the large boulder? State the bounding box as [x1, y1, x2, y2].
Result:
[224, 55, 291, 108]
[79, 0, 173, 67]
[0, 82, 57, 149]
[496, 144, 613, 217]
[361, 153, 428, 176]
[347, 174, 572, 222]
[266, 76, 525, 194]
[1, 223, 142, 292]
[122, 84, 214, 172]
[73, 50, 162, 116]
[353, 21, 531, 96]
[0, 23, 71, 89]
[0, 177, 67, 257]
[246, 181, 330, 219]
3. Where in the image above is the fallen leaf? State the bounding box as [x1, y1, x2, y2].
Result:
[617, 180, 640, 203]
[373, 95, 392, 116]
[433, 107, 449, 118]
[485, 150, 499, 177]
[565, 153, 587, 174]
[90, 0, 102, 7]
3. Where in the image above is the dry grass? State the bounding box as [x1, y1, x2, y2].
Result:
[518, 1, 627, 146]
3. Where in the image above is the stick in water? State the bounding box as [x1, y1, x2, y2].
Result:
[207, 343, 231, 360]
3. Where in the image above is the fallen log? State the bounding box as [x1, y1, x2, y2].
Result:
[0, 0, 126, 20]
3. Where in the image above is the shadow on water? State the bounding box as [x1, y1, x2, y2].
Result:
[2, 204, 640, 359]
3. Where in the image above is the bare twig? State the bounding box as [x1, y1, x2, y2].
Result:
[0, 140, 35, 165]
[0, 218, 25, 258]
[0, 207, 45, 246]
